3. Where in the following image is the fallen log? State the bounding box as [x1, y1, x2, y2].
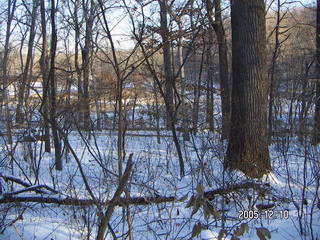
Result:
[0, 195, 177, 206]
[0, 182, 270, 207]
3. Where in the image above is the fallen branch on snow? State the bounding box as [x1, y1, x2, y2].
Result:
[0, 182, 272, 207]
[0, 174, 60, 195]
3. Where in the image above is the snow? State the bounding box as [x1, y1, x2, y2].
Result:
[200, 229, 218, 240]
[262, 172, 287, 188]
[0, 118, 320, 239]
[1, 213, 84, 240]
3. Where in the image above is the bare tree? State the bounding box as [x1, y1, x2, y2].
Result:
[1, 0, 17, 145]
[206, 26, 215, 132]
[206, 0, 231, 140]
[177, 16, 190, 140]
[267, 0, 290, 142]
[81, 0, 96, 131]
[49, 0, 62, 170]
[39, 0, 51, 152]
[16, 0, 39, 123]
[159, 0, 175, 130]
[70, 0, 84, 128]
[127, 1, 186, 177]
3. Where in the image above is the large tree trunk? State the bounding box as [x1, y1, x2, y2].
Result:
[314, 0, 320, 144]
[159, 0, 174, 129]
[225, 0, 271, 178]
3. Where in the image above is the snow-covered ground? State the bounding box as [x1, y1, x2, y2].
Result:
[0, 126, 319, 240]
[0, 93, 319, 240]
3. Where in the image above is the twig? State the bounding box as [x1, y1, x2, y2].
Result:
[1, 175, 60, 195]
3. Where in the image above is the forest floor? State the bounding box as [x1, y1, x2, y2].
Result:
[0, 126, 319, 240]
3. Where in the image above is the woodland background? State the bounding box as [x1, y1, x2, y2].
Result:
[0, 0, 319, 239]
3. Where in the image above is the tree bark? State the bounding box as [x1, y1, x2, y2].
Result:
[1, 0, 16, 145]
[314, 0, 320, 144]
[192, 38, 205, 133]
[49, 0, 62, 171]
[206, 26, 215, 132]
[81, 0, 95, 131]
[214, 0, 231, 140]
[206, 0, 231, 140]
[40, 0, 51, 153]
[159, 0, 174, 130]
[177, 20, 190, 141]
[299, 62, 312, 142]
[0, 179, 269, 207]
[226, 0, 271, 178]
